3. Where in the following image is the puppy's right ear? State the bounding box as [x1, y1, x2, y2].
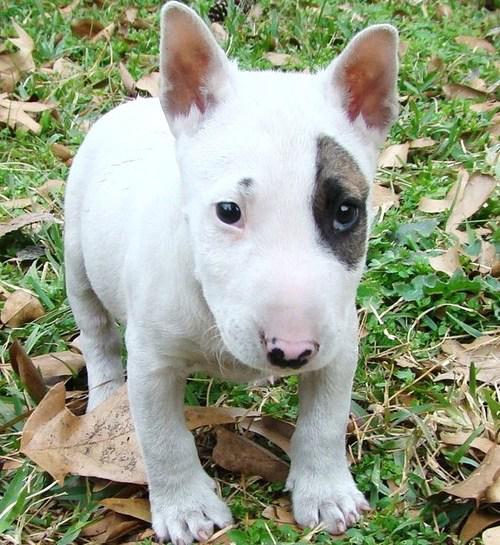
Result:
[159, 1, 234, 136]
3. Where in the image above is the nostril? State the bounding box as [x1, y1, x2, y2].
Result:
[265, 337, 319, 369]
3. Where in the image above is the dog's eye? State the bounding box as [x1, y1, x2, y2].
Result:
[216, 202, 242, 225]
[333, 202, 358, 231]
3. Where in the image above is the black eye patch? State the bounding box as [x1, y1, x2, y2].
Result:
[312, 136, 369, 269]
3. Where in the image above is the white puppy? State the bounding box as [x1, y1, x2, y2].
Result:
[64, 2, 398, 543]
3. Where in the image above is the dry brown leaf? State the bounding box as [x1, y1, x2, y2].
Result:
[0, 197, 32, 210]
[445, 445, 500, 503]
[446, 174, 496, 233]
[32, 351, 85, 381]
[477, 240, 498, 275]
[37, 179, 65, 198]
[0, 211, 55, 239]
[264, 52, 293, 67]
[483, 526, 500, 545]
[71, 19, 105, 39]
[135, 72, 160, 97]
[82, 512, 142, 543]
[436, 5, 452, 18]
[428, 247, 461, 277]
[460, 510, 500, 543]
[60, 0, 80, 16]
[0, 22, 35, 92]
[101, 498, 151, 523]
[435, 336, 500, 384]
[262, 504, 296, 525]
[51, 143, 73, 162]
[21, 383, 260, 484]
[489, 113, 500, 142]
[211, 22, 228, 45]
[418, 169, 469, 213]
[470, 101, 500, 113]
[443, 83, 488, 101]
[455, 36, 495, 54]
[1, 289, 45, 328]
[92, 23, 115, 42]
[410, 137, 437, 149]
[9, 341, 47, 403]
[240, 416, 294, 455]
[0, 98, 55, 134]
[21, 383, 146, 484]
[118, 63, 136, 95]
[213, 427, 289, 482]
[440, 432, 494, 455]
[467, 77, 488, 93]
[428, 55, 444, 73]
[377, 143, 409, 168]
[372, 184, 400, 214]
[486, 477, 500, 503]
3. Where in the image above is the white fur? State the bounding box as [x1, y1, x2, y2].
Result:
[64, 2, 397, 543]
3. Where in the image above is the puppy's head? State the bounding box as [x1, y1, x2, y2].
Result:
[159, 1, 399, 374]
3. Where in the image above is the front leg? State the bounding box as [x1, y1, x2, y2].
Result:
[127, 339, 232, 544]
[287, 352, 369, 534]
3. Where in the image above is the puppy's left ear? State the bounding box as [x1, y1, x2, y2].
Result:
[326, 24, 399, 145]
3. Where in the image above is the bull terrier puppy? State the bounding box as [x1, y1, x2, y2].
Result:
[64, 2, 399, 543]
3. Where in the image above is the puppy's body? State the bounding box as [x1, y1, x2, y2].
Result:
[65, 3, 399, 543]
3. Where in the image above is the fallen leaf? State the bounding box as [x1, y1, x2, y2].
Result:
[0, 22, 35, 92]
[455, 36, 495, 54]
[212, 427, 289, 482]
[118, 63, 136, 95]
[460, 510, 500, 543]
[483, 526, 500, 545]
[446, 174, 496, 234]
[71, 19, 105, 39]
[60, 0, 80, 16]
[1, 289, 45, 328]
[372, 184, 400, 213]
[377, 143, 409, 168]
[101, 498, 151, 523]
[36, 179, 65, 198]
[52, 57, 80, 77]
[92, 23, 115, 42]
[427, 55, 444, 72]
[436, 5, 453, 18]
[470, 101, 500, 113]
[82, 512, 142, 543]
[9, 341, 47, 403]
[440, 432, 494, 455]
[466, 77, 488, 93]
[0, 197, 32, 210]
[486, 476, 500, 503]
[410, 137, 437, 149]
[428, 247, 461, 277]
[21, 383, 259, 484]
[264, 52, 293, 67]
[51, 143, 73, 162]
[0, 98, 55, 134]
[135, 72, 160, 97]
[262, 504, 296, 525]
[445, 445, 500, 503]
[239, 416, 294, 455]
[211, 22, 228, 45]
[32, 351, 85, 381]
[477, 240, 498, 275]
[435, 336, 500, 384]
[418, 169, 468, 213]
[0, 211, 55, 239]
[443, 83, 488, 100]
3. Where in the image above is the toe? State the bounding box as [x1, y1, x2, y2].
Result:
[319, 502, 346, 534]
[185, 511, 214, 542]
[203, 500, 233, 529]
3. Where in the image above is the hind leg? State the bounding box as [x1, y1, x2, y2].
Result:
[65, 247, 124, 412]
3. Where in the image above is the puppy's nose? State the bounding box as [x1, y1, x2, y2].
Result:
[265, 337, 319, 369]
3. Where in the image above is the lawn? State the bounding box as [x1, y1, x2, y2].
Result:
[0, 1, 499, 544]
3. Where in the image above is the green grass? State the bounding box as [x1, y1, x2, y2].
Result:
[1, 1, 499, 544]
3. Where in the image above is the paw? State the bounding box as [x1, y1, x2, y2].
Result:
[287, 471, 369, 534]
[151, 475, 233, 544]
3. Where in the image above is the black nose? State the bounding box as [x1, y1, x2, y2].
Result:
[267, 347, 312, 369]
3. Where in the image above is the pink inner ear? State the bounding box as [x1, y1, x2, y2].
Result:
[341, 30, 397, 130]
